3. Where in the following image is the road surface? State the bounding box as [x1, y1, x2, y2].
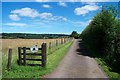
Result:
[45, 39, 108, 78]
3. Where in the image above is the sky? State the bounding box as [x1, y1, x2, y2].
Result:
[1, 1, 119, 34]
[1, 0, 120, 2]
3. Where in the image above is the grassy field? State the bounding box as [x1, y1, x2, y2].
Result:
[1, 38, 73, 78]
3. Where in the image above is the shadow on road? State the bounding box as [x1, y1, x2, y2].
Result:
[76, 39, 94, 58]
[76, 39, 120, 74]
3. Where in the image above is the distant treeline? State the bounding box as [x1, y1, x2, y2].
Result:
[1, 33, 69, 39]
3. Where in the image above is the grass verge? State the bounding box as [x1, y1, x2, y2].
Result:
[83, 42, 120, 80]
[96, 58, 120, 79]
[2, 40, 73, 78]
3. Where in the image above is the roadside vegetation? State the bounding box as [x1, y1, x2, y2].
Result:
[81, 5, 120, 79]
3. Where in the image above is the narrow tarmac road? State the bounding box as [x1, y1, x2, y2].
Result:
[45, 39, 108, 78]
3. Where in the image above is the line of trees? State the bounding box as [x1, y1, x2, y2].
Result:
[81, 6, 120, 72]
[2, 33, 69, 39]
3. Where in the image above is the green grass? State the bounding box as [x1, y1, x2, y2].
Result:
[83, 42, 120, 80]
[96, 58, 120, 80]
[2, 40, 73, 78]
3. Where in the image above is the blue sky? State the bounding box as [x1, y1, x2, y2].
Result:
[2, 2, 119, 34]
[1, 0, 120, 2]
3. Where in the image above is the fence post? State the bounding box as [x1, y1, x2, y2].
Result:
[7, 48, 12, 70]
[18, 47, 22, 65]
[66, 38, 68, 42]
[23, 47, 26, 66]
[49, 42, 51, 49]
[42, 43, 47, 67]
[64, 38, 66, 43]
[61, 38, 63, 44]
[56, 40, 58, 46]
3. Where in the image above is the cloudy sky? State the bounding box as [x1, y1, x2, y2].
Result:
[2, 1, 119, 34]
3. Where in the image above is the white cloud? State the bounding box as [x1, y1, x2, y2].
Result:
[82, 2, 96, 5]
[52, 16, 68, 21]
[42, 4, 51, 8]
[2, 0, 119, 2]
[68, 0, 78, 2]
[39, 12, 67, 21]
[36, 0, 76, 2]
[39, 12, 53, 19]
[36, 0, 49, 2]
[10, 7, 67, 22]
[67, 0, 115, 2]
[74, 4, 100, 15]
[4, 22, 27, 27]
[9, 14, 20, 21]
[35, 0, 117, 2]
[58, 2, 67, 7]
[62, 17, 67, 21]
[11, 7, 39, 18]
[80, 0, 110, 2]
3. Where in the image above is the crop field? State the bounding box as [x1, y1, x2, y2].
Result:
[2, 39, 61, 53]
[1, 39, 63, 68]
[1, 38, 73, 78]
[1, 39, 63, 61]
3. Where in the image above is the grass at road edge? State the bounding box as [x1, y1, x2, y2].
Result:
[95, 58, 120, 79]
[43, 41, 73, 77]
[2, 41, 73, 78]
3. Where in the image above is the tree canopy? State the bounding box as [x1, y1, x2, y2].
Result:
[81, 5, 120, 72]
[70, 31, 79, 39]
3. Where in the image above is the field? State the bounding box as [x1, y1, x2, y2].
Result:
[2, 39, 62, 54]
[1, 39, 63, 65]
[1, 38, 73, 78]
[1, 38, 64, 64]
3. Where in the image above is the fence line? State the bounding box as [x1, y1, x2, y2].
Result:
[47, 38, 74, 54]
[6, 38, 73, 68]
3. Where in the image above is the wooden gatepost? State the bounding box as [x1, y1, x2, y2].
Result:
[18, 43, 47, 67]
[7, 48, 12, 70]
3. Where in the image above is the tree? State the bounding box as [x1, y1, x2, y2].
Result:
[70, 31, 79, 39]
[81, 5, 120, 71]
